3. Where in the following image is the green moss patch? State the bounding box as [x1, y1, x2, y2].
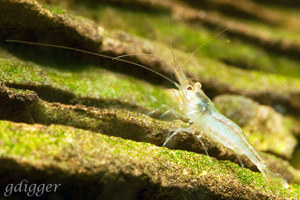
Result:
[0, 56, 173, 111]
[0, 120, 299, 199]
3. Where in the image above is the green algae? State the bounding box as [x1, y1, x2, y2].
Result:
[0, 120, 299, 198]
[0, 59, 46, 83]
[44, 5, 66, 15]
[0, 121, 70, 159]
[0, 0, 299, 198]
[0, 56, 174, 111]
[242, 19, 300, 42]
[65, 3, 300, 78]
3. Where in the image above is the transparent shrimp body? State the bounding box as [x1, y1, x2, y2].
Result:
[172, 67, 288, 188]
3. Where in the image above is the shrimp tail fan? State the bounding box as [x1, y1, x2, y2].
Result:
[258, 164, 289, 188]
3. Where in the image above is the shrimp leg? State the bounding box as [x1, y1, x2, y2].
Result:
[197, 133, 210, 157]
[163, 128, 182, 147]
[148, 95, 184, 119]
[235, 154, 244, 168]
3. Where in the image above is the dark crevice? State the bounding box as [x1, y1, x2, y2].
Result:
[221, 58, 262, 71]
[6, 82, 149, 114]
[5, 82, 180, 121]
[181, 0, 280, 26]
[0, 82, 38, 123]
[251, 0, 300, 8]
[71, 0, 171, 14]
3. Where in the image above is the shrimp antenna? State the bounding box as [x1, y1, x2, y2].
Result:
[182, 27, 228, 68]
[6, 39, 177, 86]
[171, 43, 177, 67]
[171, 44, 183, 88]
[171, 43, 188, 88]
[113, 53, 156, 60]
[113, 53, 175, 70]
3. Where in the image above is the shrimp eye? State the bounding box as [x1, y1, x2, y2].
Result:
[186, 85, 193, 90]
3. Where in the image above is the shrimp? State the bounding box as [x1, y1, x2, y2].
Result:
[166, 61, 289, 188]
[6, 38, 289, 188]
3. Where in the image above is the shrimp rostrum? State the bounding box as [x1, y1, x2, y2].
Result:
[166, 64, 289, 188]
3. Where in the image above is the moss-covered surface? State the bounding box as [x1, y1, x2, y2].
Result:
[0, 56, 173, 111]
[0, 120, 299, 199]
[2, 0, 300, 114]
[81, 3, 300, 77]
[0, 0, 300, 199]
[4, 83, 295, 180]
